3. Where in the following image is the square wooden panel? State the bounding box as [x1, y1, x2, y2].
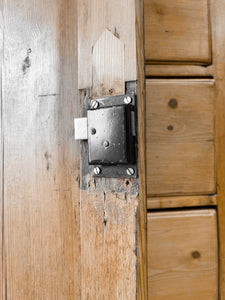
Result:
[144, 0, 211, 64]
[146, 79, 215, 196]
[148, 209, 218, 300]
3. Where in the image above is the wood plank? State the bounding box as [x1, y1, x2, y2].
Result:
[148, 209, 218, 300]
[78, 0, 137, 89]
[2, 1, 80, 298]
[211, 0, 225, 298]
[144, 0, 212, 64]
[146, 79, 215, 196]
[145, 64, 213, 78]
[0, 1, 3, 298]
[78, 1, 147, 299]
[147, 195, 217, 210]
[92, 29, 125, 98]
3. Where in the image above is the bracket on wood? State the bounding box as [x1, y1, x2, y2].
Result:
[74, 84, 138, 178]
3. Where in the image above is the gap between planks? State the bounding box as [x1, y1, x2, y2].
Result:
[147, 194, 217, 210]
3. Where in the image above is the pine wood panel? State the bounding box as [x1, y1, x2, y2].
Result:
[144, 0, 212, 64]
[146, 79, 215, 196]
[0, 1, 3, 297]
[78, 0, 137, 89]
[78, 1, 147, 299]
[148, 209, 218, 300]
[148, 194, 217, 210]
[2, 0, 80, 298]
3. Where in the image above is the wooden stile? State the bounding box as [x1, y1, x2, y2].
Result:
[0, 1, 3, 298]
[78, 0, 147, 299]
[2, 0, 81, 298]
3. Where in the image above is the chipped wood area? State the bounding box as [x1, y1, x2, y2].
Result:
[78, 1, 147, 298]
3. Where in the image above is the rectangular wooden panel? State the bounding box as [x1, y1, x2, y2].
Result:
[144, 0, 211, 64]
[146, 79, 215, 196]
[148, 209, 218, 300]
[2, 1, 80, 299]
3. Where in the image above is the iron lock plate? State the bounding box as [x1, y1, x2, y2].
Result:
[74, 86, 138, 178]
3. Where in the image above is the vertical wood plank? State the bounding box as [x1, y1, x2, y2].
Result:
[78, 0, 147, 299]
[0, 0, 3, 298]
[78, 0, 136, 89]
[92, 29, 125, 98]
[212, 0, 225, 298]
[2, 0, 80, 299]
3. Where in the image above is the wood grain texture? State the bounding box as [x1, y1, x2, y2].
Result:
[78, 0, 136, 89]
[0, 1, 3, 298]
[146, 79, 215, 196]
[92, 29, 125, 98]
[135, 0, 147, 298]
[78, 0, 147, 299]
[145, 64, 213, 78]
[148, 209, 218, 300]
[211, 0, 225, 298]
[148, 194, 217, 209]
[2, 0, 80, 299]
[144, 0, 212, 64]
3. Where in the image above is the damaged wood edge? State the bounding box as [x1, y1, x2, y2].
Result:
[135, 0, 148, 298]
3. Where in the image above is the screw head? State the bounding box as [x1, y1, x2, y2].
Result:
[124, 96, 132, 104]
[94, 167, 101, 175]
[90, 100, 99, 109]
[103, 140, 109, 148]
[126, 168, 135, 176]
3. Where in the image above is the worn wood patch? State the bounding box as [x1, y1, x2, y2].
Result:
[92, 29, 125, 98]
[78, 0, 136, 89]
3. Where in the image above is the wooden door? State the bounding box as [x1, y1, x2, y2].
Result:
[145, 0, 225, 299]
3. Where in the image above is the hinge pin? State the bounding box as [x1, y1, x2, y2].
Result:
[90, 100, 99, 109]
[126, 168, 135, 176]
[94, 166, 101, 175]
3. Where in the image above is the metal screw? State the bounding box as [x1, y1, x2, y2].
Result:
[124, 96, 132, 104]
[94, 167, 101, 175]
[126, 168, 135, 176]
[103, 140, 109, 147]
[91, 100, 99, 109]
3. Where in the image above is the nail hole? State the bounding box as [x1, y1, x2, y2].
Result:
[191, 251, 201, 259]
[168, 98, 178, 109]
[91, 128, 96, 135]
[125, 180, 130, 186]
[167, 125, 174, 131]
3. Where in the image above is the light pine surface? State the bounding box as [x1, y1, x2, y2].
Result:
[146, 79, 215, 196]
[144, 0, 211, 64]
[78, 0, 147, 299]
[1, 0, 81, 299]
[0, 0, 3, 298]
[148, 209, 218, 300]
[78, 0, 137, 89]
